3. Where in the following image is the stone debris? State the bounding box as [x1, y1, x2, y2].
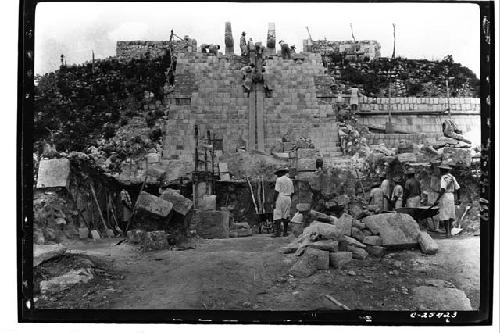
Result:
[160, 189, 193, 216]
[417, 231, 439, 254]
[78, 227, 89, 239]
[363, 213, 420, 247]
[343, 235, 366, 248]
[329, 252, 352, 269]
[335, 213, 353, 236]
[229, 222, 253, 238]
[306, 240, 339, 252]
[33, 244, 67, 267]
[289, 248, 329, 278]
[365, 245, 385, 258]
[351, 227, 365, 242]
[90, 230, 101, 240]
[127, 229, 146, 244]
[301, 221, 343, 241]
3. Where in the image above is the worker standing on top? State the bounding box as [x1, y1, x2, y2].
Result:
[272, 167, 294, 237]
[433, 163, 461, 238]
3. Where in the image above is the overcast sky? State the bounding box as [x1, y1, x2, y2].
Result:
[35, 2, 480, 76]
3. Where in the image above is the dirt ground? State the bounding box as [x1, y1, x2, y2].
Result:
[34, 232, 480, 311]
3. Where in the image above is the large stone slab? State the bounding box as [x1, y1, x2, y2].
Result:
[160, 189, 193, 216]
[297, 158, 317, 171]
[302, 221, 343, 241]
[33, 244, 67, 267]
[335, 213, 353, 236]
[190, 210, 230, 239]
[413, 286, 472, 310]
[305, 240, 338, 252]
[329, 252, 352, 269]
[363, 213, 420, 247]
[135, 191, 173, 218]
[36, 158, 70, 188]
[418, 231, 439, 254]
[289, 248, 329, 277]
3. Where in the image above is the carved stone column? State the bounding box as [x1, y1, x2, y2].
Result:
[266, 23, 276, 56]
[224, 22, 234, 55]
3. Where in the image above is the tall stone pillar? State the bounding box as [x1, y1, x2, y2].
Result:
[266, 23, 276, 56]
[224, 22, 234, 55]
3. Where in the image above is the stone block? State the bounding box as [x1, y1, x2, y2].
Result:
[352, 220, 366, 230]
[365, 245, 385, 257]
[351, 227, 365, 242]
[363, 213, 420, 247]
[198, 195, 217, 211]
[78, 227, 89, 239]
[296, 203, 311, 212]
[105, 228, 115, 238]
[218, 162, 228, 173]
[36, 158, 70, 188]
[33, 244, 67, 267]
[90, 230, 101, 240]
[160, 188, 193, 215]
[302, 221, 343, 240]
[220, 173, 230, 181]
[289, 248, 329, 277]
[297, 148, 318, 159]
[306, 240, 338, 252]
[343, 235, 366, 248]
[135, 191, 173, 218]
[442, 147, 471, 167]
[191, 210, 230, 238]
[297, 158, 317, 170]
[127, 229, 146, 244]
[418, 231, 439, 254]
[335, 213, 353, 236]
[363, 235, 383, 246]
[397, 153, 417, 163]
[347, 245, 368, 260]
[146, 152, 161, 164]
[329, 251, 352, 269]
[143, 230, 170, 251]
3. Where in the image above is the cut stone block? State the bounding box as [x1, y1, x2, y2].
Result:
[347, 245, 368, 260]
[329, 251, 352, 269]
[90, 230, 101, 240]
[297, 158, 317, 170]
[289, 248, 329, 277]
[78, 227, 89, 239]
[343, 235, 366, 248]
[297, 148, 319, 159]
[363, 213, 420, 247]
[36, 158, 70, 188]
[190, 210, 230, 238]
[33, 244, 67, 267]
[135, 191, 173, 218]
[198, 195, 216, 211]
[363, 235, 383, 246]
[351, 227, 365, 242]
[418, 231, 439, 254]
[336, 213, 353, 236]
[305, 240, 338, 252]
[160, 188, 193, 215]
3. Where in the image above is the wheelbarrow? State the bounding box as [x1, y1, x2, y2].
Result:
[396, 205, 439, 220]
[396, 205, 439, 231]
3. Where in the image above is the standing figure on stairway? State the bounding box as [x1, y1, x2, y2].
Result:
[241, 64, 254, 95]
[240, 32, 247, 56]
[272, 167, 294, 238]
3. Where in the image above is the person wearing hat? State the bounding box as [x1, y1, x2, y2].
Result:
[240, 32, 247, 56]
[433, 163, 461, 237]
[403, 168, 421, 208]
[369, 181, 384, 213]
[272, 167, 294, 237]
[391, 176, 404, 209]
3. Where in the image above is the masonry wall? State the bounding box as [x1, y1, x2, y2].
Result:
[304, 39, 381, 60]
[116, 40, 197, 60]
[163, 52, 339, 168]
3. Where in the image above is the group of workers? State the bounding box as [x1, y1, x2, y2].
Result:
[369, 163, 461, 237]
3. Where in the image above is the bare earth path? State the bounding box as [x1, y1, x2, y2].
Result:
[63, 233, 479, 311]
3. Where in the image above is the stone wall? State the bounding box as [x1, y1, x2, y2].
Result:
[356, 96, 480, 113]
[304, 39, 381, 60]
[116, 39, 197, 60]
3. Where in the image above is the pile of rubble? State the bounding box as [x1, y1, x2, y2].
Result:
[283, 211, 438, 278]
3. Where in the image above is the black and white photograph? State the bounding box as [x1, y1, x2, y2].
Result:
[13, 0, 496, 326]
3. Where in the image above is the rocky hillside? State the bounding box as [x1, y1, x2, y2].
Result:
[34, 53, 171, 154]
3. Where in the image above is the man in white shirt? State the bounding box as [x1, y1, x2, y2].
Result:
[273, 167, 294, 237]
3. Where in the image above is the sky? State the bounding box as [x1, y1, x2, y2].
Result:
[35, 2, 480, 76]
